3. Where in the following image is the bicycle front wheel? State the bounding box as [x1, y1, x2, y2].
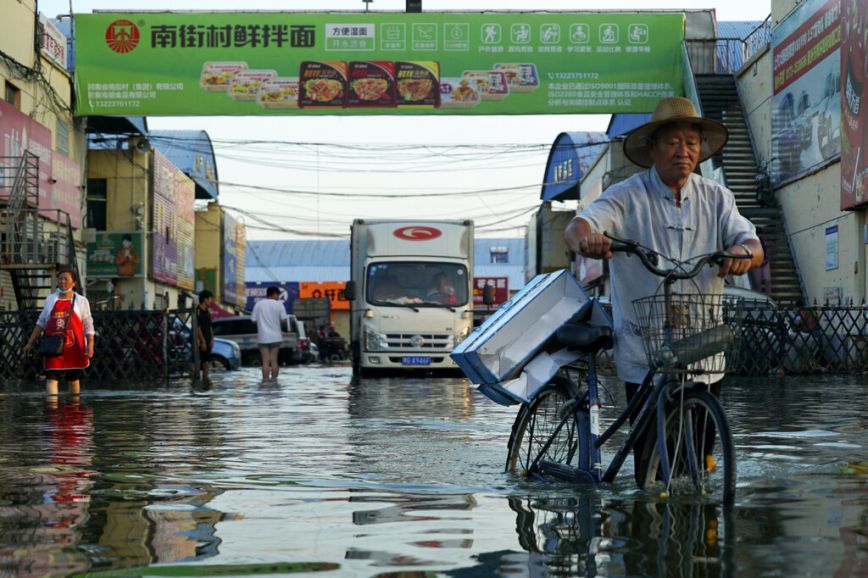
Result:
[506, 376, 581, 478]
[639, 388, 736, 504]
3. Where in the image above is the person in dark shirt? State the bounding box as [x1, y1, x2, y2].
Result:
[196, 290, 214, 385]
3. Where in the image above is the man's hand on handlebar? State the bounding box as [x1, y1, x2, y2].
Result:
[578, 233, 613, 260]
[718, 244, 753, 278]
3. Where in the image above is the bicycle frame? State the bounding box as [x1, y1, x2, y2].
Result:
[527, 358, 688, 486]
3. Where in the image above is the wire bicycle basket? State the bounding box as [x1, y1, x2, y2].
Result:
[633, 292, 756, 374]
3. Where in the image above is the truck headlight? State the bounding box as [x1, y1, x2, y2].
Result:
[365, 328, 387, 352]
[454, 326, 471, 343]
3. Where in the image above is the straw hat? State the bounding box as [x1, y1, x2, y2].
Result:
[623, 96, 729, 168]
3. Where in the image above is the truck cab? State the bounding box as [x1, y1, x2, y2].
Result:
[347, 219, 474, 376]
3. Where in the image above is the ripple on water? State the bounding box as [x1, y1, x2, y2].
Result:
[0, 368, 865, 577]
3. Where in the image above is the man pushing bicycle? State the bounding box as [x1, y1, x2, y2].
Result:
[564, 96, 764, 479]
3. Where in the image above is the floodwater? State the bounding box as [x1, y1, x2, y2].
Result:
[0, 366, 865, 578]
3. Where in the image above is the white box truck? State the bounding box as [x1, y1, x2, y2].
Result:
[345, 219, 474, 376]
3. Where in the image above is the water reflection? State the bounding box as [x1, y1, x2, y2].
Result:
[0, 392, 235, 576]
[0, 398, 94, 577]
[505, 494, 735, 578]
[0, 370, 864, 577]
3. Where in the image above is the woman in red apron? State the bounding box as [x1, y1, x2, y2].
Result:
[23, 268, 95, 396]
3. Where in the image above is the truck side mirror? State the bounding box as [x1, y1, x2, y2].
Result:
[344, 281, 356, 301]
[482, 285, 495, 306]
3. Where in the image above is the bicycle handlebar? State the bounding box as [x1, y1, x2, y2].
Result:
[606, 234, 750, 281]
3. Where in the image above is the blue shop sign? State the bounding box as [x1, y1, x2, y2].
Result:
[540, 132, 608, 202]
[245, 282, 300, 314]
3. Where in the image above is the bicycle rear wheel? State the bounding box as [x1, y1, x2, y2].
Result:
[639, 388, 736, 504]
[506, 376, 582, 479]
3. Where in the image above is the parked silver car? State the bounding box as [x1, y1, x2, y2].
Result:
[168, 318, 241, 371]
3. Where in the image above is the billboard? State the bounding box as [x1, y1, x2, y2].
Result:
[86, 231, 144, 278]
[151, 150, 195, 289]
[222, 213, 247, 307]
[771, 0, 841, 185]
[74, 12, 684, 116]
[0, 99, 82, 228]
[840, 0, 868, 209]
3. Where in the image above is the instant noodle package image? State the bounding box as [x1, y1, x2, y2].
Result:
[461, 70, 510, 100]
[396, 61, 440, 108]
[257, 77, 300, 109]
[299, 61, 348, 108]
[494, 63, 539, 93]
[195, 59, 531, 111]
[347, 61, 396, 108]
[229, 69, 278, 101]
[200, 62, 248, 92]
[440, 78, 481, 109]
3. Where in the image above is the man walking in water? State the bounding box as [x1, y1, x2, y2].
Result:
[251, 286, 289, 382]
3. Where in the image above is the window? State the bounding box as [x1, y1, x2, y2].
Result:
[490, 246, 509, 264]
[366, 262, 469, 307]
[86, 178, 107, 230]
[55, 119, 70, 156]
[4, 82, 20, 109]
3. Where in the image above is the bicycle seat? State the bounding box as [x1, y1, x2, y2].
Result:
[556, 322, 613, 353]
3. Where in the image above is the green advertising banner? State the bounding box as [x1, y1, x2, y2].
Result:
[86, 231, 145, 278]
[74, 12, 684, 116]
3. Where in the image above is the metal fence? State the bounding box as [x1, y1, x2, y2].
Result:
[595, 301, 867, 377]
[727, 302, 868, 375]
[0, 308, 198, 383]
[686, 18, 772, 75]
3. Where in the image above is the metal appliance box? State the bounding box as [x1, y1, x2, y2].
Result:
[452, 269, 603, 385]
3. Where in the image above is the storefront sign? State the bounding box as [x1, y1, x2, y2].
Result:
[40, 14, 68, 69]
[771, 0, 841, 185]
[473, 276, 508, 307]
[299, 281, 349, 310]
[74, 12, 684, 116]
[86, 231, 144, 278]
[825, 224, 839, 270]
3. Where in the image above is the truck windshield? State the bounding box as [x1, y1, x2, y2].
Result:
[366, 262, 469, 307]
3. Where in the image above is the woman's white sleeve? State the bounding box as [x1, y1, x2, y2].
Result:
[79, 297, 96, 336]
[36, 295, 55, 328]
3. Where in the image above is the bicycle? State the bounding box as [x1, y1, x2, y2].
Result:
[504, 237, 755, 505]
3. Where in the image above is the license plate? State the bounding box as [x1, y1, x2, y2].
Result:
[402, 356, 431, 366]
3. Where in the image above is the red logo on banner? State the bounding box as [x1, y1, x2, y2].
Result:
[105, 20, 140, 54]
[393, 226, 442, 240]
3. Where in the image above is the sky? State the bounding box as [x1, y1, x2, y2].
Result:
[40, 0, 773, 239]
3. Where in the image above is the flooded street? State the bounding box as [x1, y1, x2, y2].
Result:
[0, 365, 865, 577]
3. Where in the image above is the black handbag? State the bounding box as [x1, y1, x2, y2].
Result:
[37, 295, 75, 357]
[36, 335, 64, 356]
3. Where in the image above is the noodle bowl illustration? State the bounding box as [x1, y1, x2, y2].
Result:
[304, 78, 343, 102]
[397, 79, 433, 102]
[352, 78, 389, 101]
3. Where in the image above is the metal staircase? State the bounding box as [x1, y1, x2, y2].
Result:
[0, 152, 80, 310]
[696, 74, 804, 307]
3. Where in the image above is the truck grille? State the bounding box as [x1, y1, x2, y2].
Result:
[384, 333, 451, 350]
